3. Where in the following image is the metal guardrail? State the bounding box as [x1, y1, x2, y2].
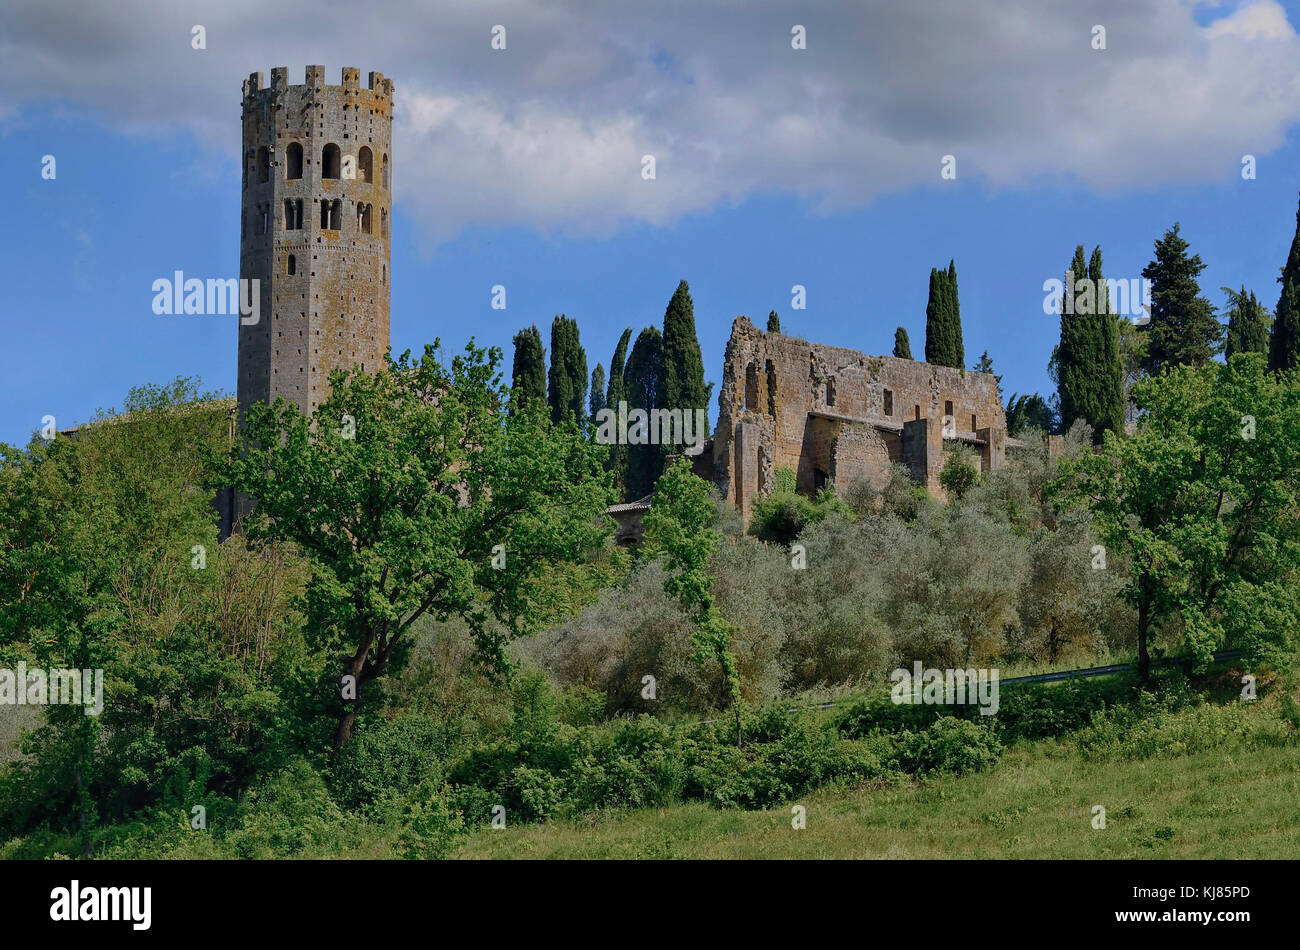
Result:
[689, 649, 1247, 726]
[996, 648, 1244, 687]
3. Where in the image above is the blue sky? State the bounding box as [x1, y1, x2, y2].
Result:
[3, 0, 1300, 446]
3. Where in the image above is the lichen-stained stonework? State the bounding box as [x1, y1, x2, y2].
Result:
[237, 65, 394, 426]
[230, 66, 393, 529]
[712, 316, 1008, 517]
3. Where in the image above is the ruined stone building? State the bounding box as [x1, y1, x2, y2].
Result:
[220, 66, 395, 536]
[710, 316, 1011, 517]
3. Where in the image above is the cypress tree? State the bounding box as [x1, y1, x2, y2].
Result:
[1057, 245, 1128, 440]
[924, 261, 964, 367]
[606, 327, 633, 493]
[924, 268, 941, 362]
[767, 310, 781, 334]
[623, 327, 665, 500]
[893, 327, 913, 360]
[661, 280, 709, 423]
[947, 260, 965, 368]
[547, 314, 587, 425]
[1140, 224, 1222, 375]
[589, 363, 606, 424]
[1088, 246, 1126, 439]
[509, 325, 546, 414]
[1269, 194, 1300, 373]
[1223, 286, 1271, 358]
[1056, 245, 1090, 432]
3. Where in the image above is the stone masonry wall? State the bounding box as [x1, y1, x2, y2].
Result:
[238, 66, 394, 427]
[713, 316, 1007, 516]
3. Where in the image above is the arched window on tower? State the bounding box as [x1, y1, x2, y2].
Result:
[288, 254, 296, 276]
[359, 203, 372, 234]
[332, 199, 343, 230]
[380, 207, 388, 236]
[257, 146, 269, 183]
[322, 143, 341, 180]
[382, 153, 390, 190]
[321, 199, 330, 229]
[286, 143, 303, 180]
[358, 146, 373, 184]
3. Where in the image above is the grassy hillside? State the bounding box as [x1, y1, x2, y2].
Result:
[456, 697, 1300, 860]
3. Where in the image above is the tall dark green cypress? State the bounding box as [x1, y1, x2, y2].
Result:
[661, 280, 709, 424]
[1056, 245, 1090, 432]
[893, 327, 913, 360]
[947, 260, 964, 368]
[623, 327, 665, 500]
[1270, 194, 1300, 373]
[606, 327, 633, 493]
[547, 314, 587, 425]
[1140, 224, 1222, 375]
[1089, 246, 1126, 439]
[767, 310, 781, 334]
[1223, 286, 1271, 358]
[924, 268, 941, 362]
[924, 261, 964, 367]
[589, 363, 606, 424]
[510, 325, 546, 414]
[1057, 245, 1126, 440]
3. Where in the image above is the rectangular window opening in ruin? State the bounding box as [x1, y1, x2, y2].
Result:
[744, 363, 759, 412]
[972, 414, 978, 431]
[884, 390, 893, 416]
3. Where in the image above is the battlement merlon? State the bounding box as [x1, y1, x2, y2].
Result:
[242, 66, 395, 103]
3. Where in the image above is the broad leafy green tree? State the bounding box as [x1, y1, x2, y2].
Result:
[1055, 354, 1300, 681]
[641, 458, 739, 723]
[220, 342, 615, 748]
[0, 380, 308, 843]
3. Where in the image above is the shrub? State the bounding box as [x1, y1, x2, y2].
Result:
[1075, 700, 1295, 762]
[888, 717, 1002, 775]
[224, 758, 349, 859]
[330, 714, 454, 815]
[939, 449, 979, 499]
[396, 781, 468, 859]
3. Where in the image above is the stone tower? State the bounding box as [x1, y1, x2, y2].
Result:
[224, 66, 394, 536]
[237, 65, 394, 425]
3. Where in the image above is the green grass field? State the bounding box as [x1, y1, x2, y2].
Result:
[454, 708, 1300, 860]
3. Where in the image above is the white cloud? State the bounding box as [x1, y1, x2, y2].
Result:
[2, 0, 1298, 247]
